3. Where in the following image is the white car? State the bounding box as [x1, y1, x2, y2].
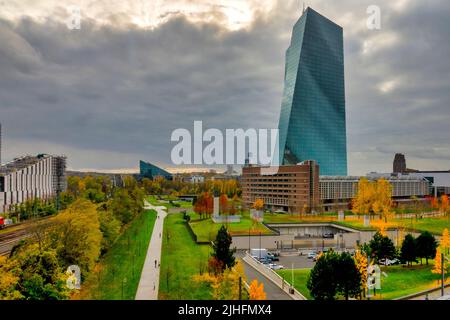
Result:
[268, 264, 285, 270]
[379, 258, 399, 266]
[307, 252, 318, 260]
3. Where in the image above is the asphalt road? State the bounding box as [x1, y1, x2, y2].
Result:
[240, 258, 294, 300]
[277, 254, 315, 270]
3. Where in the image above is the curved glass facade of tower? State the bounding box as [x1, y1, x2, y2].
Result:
[278, 8, 347, 176]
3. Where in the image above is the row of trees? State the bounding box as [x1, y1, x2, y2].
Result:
[430, 195, 450, 214]
[141, 176, 240, 198]
[307, 230, 449, 300]
[7, 198, 57, 222]
[0, 175, 145, 300]
[364, 231, 442, 267]
[193, 192, 241, 220]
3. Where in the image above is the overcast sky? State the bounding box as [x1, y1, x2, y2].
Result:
[0, 0, 449, 175]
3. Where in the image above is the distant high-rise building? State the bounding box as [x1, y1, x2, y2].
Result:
[278, 7, 347, 176]
[393, 153, 407, 173]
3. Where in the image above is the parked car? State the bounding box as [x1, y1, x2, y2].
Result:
[307, 252, 318, 260]
[379, 258, 400, 266]
[267, 252, 279, 261]
[323, 233, 334, 239]
[268, 263, 285, 270]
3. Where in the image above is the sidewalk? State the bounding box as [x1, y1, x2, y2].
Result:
[135, 202, 167, 300]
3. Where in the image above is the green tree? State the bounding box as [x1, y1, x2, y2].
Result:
[369, 232, 396, 263]
[49, 199, 102, 274]
[7, 244, 68, 300]
[307, 251, 338, 300]
[400, 234, 417, 267]
[98, 208, 121, 253]
[336, 252, 362, 300]
[212, 226, 236, 271]
[416, 231, 437, 265]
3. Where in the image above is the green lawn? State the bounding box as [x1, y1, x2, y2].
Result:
[263, 213, 450, 235]
[277, 263, 448, 300]
[147, 196, 193, 209]
[77, 210, 157, 300]
[276, 269, 312, 300]
[188, 212, 275, 242]
[159, 213, 213, 300]
[391, 217, 450, 235]
[377, 264, 447, 300]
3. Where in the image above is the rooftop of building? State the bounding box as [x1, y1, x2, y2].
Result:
[0, 154, 65, 176]
[320, 175, 429, 182]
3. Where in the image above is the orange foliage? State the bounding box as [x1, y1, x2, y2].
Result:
[441, 195, 449, 213]
[432, 247, 447, 275]
[219, 194, 229, 215]
[249, 280, 266, 300]
[252, 199, 264, 211]
[431, 197, 439, 210]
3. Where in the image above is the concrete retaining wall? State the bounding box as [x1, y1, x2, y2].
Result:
[232, 234, 295, 250]
[242, 253, 306, 300]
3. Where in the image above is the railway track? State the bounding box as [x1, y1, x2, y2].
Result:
[0, 228, 30, 256]
[0, 216, 55, 256]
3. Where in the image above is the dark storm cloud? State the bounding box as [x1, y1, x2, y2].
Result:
[0, 0, 449, 173]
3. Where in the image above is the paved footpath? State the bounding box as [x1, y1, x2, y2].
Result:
[410, 285, 450, 300]
[135, 201, 167, 300]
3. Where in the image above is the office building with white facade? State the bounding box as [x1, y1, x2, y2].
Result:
[320, 174, 430, 211]
[0, 154, 67, 213]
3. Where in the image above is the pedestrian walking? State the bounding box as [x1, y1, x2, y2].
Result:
[155, 260, 157, 268]
[153, 282, 155, 291]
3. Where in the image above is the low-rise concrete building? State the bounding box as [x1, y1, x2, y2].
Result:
[321, 174, 430, 211]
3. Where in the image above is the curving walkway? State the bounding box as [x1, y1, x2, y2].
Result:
[135, 201, 167, 300]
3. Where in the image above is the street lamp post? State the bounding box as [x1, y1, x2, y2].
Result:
[442, 252, 445, 297]
[248, 228, 251, 253]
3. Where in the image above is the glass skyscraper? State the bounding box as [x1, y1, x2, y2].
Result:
[278, 7, 348, 176]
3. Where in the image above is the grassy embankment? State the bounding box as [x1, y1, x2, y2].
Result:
[159, 213, 213, 299]
[76, 209, 157, 300]
[147, 195, 193, 209]
[188, 211, 275, 243]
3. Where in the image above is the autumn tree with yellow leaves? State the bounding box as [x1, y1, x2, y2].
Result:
[354, 250, 368, 295]
[249, 279, 267, 300]
[352, 178, 393, 221]
[432, 247, 447, 280]
[441, 228, 450, 255]
[351, 178, 372, 215]
[194, 261, 247, 300]
[253, 199, 264, 211]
